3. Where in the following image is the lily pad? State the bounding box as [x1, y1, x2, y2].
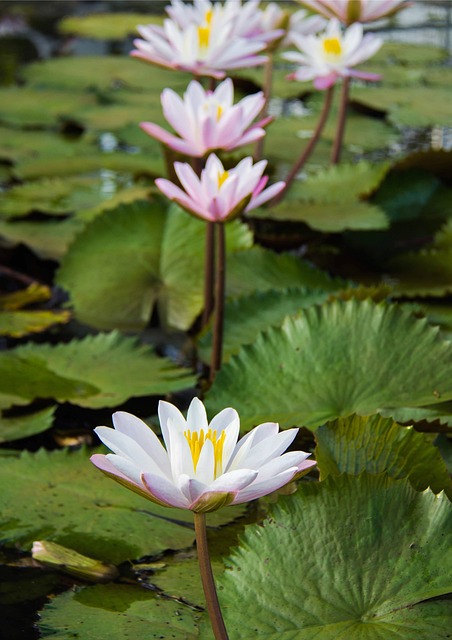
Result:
[315, 413, 452, 497]
[218, 473, 452, 639]
[388, 248, 452, 297]
[0, 447, 242, 565]
[38, 584, 203, 639]
[0, 309, 71, 338]
[0, 406, 56, 444]
[57, 200, 252, 332]
[198, 287, 330, 364]
[9, 330, 195, 409]
[226, 246, 346, 300]
[58, 13, 163, 40]
[205, 299, 452, 431]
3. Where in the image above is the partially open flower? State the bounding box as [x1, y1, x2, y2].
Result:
[140, 78, 270, 158]
[296, 0, 409, 25]
[131, 2, 268, 79]
[283, 18, 382, 89]
[91, 398, 316, 513]
[155, 154, 285, 223]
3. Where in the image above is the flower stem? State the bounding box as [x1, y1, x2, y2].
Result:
[193, 512, 229, 640]
[270, 85, 335, 205]
[202, 221, 216, 328]
[253, 53, 274, 161]
[330, 77, 350, 165]
[210, 223, 225, 383]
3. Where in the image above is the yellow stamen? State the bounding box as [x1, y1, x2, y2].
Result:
[217, 170, 229, 188]
[184, 428, 226, 476]
[205, 9, 213, 25]
[198, 25, 210, 49]
[323, 37, 342, 56]
[216, 104, 223, 120]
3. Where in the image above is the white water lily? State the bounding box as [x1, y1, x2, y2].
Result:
[283, 18, 382, 89]
[91, 398, 316, 513]
[296, 0, 408, 25]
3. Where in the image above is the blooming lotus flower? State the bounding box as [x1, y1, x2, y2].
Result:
[91, 398, 316, 513]
[296, 0, 408, 25]
[155, 154, 285, 223]
[283, 19, 382, 90]
[131, 3, 268, 79]
[140, 79, 271, 158]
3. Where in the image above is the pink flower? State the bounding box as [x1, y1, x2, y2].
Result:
[140, 78, 271, 158]
[131, 3, 268, 79]
[283, 18, 382, 90]
[91, 398, 316, 513]
[296, 0, 409, 25]
[155, 154, 285, 223]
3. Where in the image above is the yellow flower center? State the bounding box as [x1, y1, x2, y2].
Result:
[323, 37, 342, 56]
[198, 24, 211, 49]
[184, 428, 226, 476]
[216, 104, 223, 120]
[217, 170, 229, 188]
[205, 9, 213, 25]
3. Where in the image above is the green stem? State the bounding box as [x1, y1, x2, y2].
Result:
[253, 53, 274, 161]
[202, 221, 216, 329]
[270, 85, 335, 205]
[330, 77, 350, 165]
[210, 223, 225, 383]
[193, 512, 229, 640]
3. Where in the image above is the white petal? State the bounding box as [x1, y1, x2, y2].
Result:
[112, 412, 171, 477]
[186, 397, 209, 433]
[233, 468, 298, 504]
[106, 453, 142, 485]
[209, 468, 258, 492]
[195, 438, 215, 485]
[141, 471, 190, 509]
[158, 400, 187, 454]
[243, 428, 299, 469]
[169, 431, 195, 481]
[94, 427, 163, 476]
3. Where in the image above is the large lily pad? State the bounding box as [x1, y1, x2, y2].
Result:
[388, 248, 452, 297]
[0, 447, 242, 565]
[7, 330, 195, 409]
[315, 414, 452, 497]
[218, 473, 452, 639]
[205, 299, 452, 431]
[38, 584, 203, 639]
[58, 13, 163, 39]
[57, 200, 252, 332]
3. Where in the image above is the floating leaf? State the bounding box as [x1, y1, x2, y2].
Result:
[0, 447, 242, 564]
[381, 403, 452, 428]
[11, 330, 195, 409]
[0, 284, 51, 310]
[0, 309, 71, 338]
[315, 414, 452, 496]
[369, 41, 448, 66]
[38, 584, 203, 639]
[199, 287, 329, 364]
[0, 406, 56, 444]
[388, 248, 452, 297]
[59, 13, 163, 40]
[219, 474, 452, 640]
[57, 200, 252, 332]
[205, 300, 452, 431]
[0, 127, 95, 164]
[226, 246, 346, 299]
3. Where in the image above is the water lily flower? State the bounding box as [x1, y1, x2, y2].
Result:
[131, 2, 268, 79]
[155, 154, 285, 223]
[296, 0, 409, 25]
[283, 18, 382, 90]
[91, 398, 316, 513]
[140, 78, 271, 158]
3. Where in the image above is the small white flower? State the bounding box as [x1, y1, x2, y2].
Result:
[296, 0, 409, 26]
[91, 398, 316, 513]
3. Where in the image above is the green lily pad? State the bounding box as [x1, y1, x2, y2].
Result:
[59, 13, 163, 40]
[388, 248, 452, 297]
[0, 447, 243, 565]
[0, 405, 56, 444]
[381, 403, 452, 428]
[315, 414, 452, 497]
[368, 41, 449, 66]
[0, 127, 95, 164]
[0, 309, 71, 338]
[205, 299, 452, 431]
[0, 87, 97, 127]
[9, 330, 195, 409]
[198, 287, 330, 364]
[226, 246, 346, 299]
[218, 473, 452, 639]
[38, 584, 203, 639]
[22, 55, 188, 93]
[57, 200, 252, 332]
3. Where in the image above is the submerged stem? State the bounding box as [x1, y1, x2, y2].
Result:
[330, 77, 350, 165]
[210, 223, 225, 383]
[193, 512, 229, 640]
[271, 85, 335, 205]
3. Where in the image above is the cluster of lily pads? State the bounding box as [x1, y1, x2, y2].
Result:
[1, 0, 452, 638]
